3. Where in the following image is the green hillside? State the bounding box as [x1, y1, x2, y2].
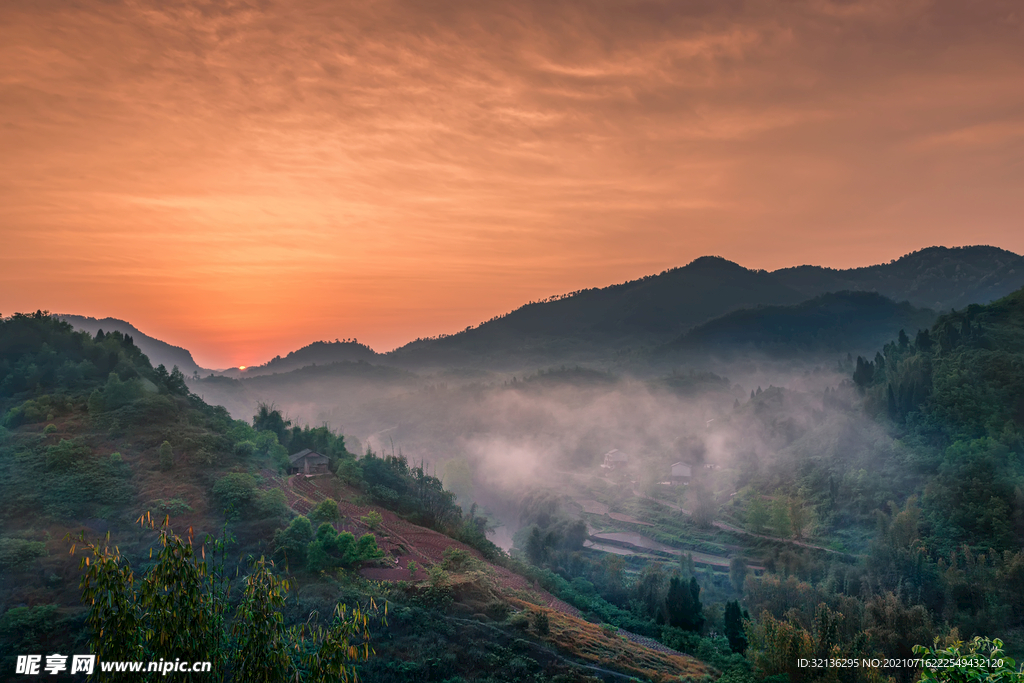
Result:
[0, 313, 712, 682]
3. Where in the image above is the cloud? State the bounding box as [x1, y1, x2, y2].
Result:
[1, 0, 1022, 366]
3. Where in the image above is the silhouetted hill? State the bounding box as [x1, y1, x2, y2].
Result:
[64, 246, 1024, 375]
[672, 291, 938, 356]
[58, 314, 207, 376]
[772, 245, 1024, 310]
[387, 246, 1023, 367]
[388, 256, 811, 367]
[219, 340, 381, 377]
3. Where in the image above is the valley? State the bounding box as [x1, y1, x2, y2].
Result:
[3, 248, 1024, 682]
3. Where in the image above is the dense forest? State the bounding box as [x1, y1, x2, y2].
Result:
[2, 282, 1024, 681]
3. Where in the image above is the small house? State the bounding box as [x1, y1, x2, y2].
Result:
[670, 461, 692, 482]
[289, 449, 329, 475]
[601, 449, 631, 470]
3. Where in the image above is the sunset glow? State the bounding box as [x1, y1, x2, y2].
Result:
[2, 0, 1022, 367]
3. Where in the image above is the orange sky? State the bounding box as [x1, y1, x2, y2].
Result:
[2, 0, 1023, 368]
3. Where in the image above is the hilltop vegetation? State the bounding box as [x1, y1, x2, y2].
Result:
[673, 291, 937, 357]
[57, 314, 207, 377]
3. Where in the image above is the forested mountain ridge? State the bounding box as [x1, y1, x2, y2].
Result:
[672, 291, 938, 356]
[387, 246, 1023, 368]
[852, 285, 1024, 554]
[774, 245, 1024, 311]
[56, 246, 1024, 375]
[58, 314, 208, 377]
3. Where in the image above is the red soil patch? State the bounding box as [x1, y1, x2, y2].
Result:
[281, 476, 697, 663]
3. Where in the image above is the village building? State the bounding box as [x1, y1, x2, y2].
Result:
[670, 461, 692, 483]
[289, 448, 329, 475]
[601, 449, 631, 470]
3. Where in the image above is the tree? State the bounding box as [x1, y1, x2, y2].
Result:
[307, 525, 383, 572]
[853, 356, 875, 387]
[729, 557, 748, 595]
[159, 440, 173, 470]
[788, 497, 811, 539]
[680, 552, 696, 579]
[913, 637, 1021, 682]
[723, 600, 748, 653]
[274, 516, 314, 568]
[525, 526, 545, 565]
[360, 510, 383, 530]
[747, 497, 770, 534]
[691, 482, 716, 528]
[664, 576, 704, 631]
[309, 498, 340, 529]
[72, 516, 381, 682]
[631, 564, 669, 621]
[769, 499, 792, 538]
[232, 557, 292, 679]
[253, 402, 292, 445]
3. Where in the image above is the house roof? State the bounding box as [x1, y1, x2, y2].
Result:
[671, 461, 691, 468]
[289, 448, 327, 464]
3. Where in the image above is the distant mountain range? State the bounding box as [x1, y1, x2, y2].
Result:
[57, 314, 208, 375]
[60, 245, 1024, 373]
[385, 245, 1024, 367]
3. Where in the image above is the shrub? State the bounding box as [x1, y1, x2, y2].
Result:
[441, 546, 473, 572]
[361, 510, 383, 530]
[306, 527, 383, 572]
[233, 440, 256, 457]
[532, 611, 550, 635]
[509, 612, 530, 631]
[158, 441, 173, 470]
[45, 438, 90, 471]
[151, 498, 193, 517]
[485, 600, 510, 620]
[43, 424, 57, 434]
[309, 498, 340, 528]
[254, 489, 289, 520]
[4, 399, 51, 427]
[0, 605, 63, 668]
[212, 473, 257, 513]
[0, 537, 47, 569]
